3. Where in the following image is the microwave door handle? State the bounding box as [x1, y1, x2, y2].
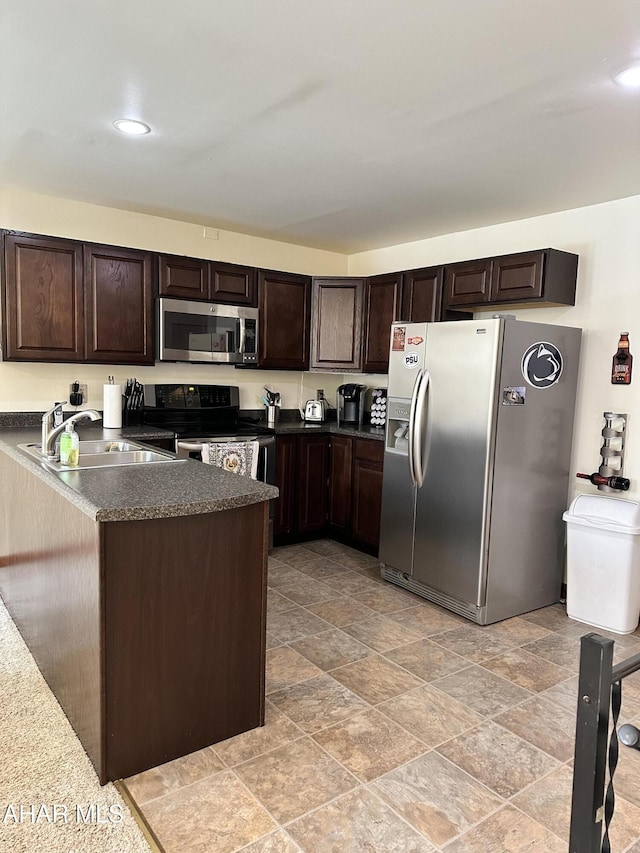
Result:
[238, 317, 246, 354]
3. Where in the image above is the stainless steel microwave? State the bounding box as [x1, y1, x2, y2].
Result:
[156, 297, 258, 364]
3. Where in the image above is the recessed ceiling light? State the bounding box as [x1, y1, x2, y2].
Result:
[614, 64, 640, 88]
[113, 119, 151, 136]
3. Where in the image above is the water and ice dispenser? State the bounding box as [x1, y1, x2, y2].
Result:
[386, 399, 411, 454]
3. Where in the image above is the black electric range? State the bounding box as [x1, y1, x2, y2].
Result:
[139, 383, 274, 440]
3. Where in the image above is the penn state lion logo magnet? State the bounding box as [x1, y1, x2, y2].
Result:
[521, 342, 563, 388]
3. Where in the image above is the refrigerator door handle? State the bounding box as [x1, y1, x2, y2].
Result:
[413, 369, 430, 488]
[408, 368, 428, 486]
[407, 370, 422, 486]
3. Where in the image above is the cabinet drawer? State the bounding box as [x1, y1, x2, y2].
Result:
[354, 438, 384, 464]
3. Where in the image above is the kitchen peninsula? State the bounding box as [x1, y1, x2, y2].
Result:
[0, 424, 277, 784]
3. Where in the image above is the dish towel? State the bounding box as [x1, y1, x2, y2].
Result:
[201, 440, 260, 479]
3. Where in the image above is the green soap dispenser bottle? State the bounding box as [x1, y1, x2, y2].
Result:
[59, 421, 79, 466]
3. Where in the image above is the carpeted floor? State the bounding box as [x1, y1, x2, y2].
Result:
[0, 596, 152, 853]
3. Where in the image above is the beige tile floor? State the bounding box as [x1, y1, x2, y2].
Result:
[123, 540, 640, 852]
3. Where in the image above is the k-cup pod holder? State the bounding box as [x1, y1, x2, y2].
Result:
[599, 412, 627, 492]
[370, 388, 387, 429]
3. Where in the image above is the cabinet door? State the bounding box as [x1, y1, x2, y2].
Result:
[84, 245, 154, 364]
[297, 435, 329, 534]
[362, 273, 402, 373]
[401, 266, 443, 322]
[489, 250, 544, 303]
[274, 436, 298, 538]
[310, 278, 363, 371]
[328, 436, 353, 530]
[210, 262, 257, 306]
[2, 233, 84, 361]
[258, 270, 311, 369]
[444, 259, 492, 308]
[158, 254, 209, 300]
[352, 439, 384, 548]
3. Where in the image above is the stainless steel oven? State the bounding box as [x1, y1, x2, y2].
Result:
[157, 297, 258, 365]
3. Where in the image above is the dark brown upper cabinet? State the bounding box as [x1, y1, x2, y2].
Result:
[444, 249, 578, 310]
[2, 232, 84, 362]
[158, 254, 209, 300]
[362, 272, 402, 373]
[401, 266, 443, 322]
[258, 269, 311, 370]
[84, 244, 154, 365]
[310, 278, 364, 371]
[2, 232, 153, 365]
[210, 261, 257, 306]
[489, 249, 578, 305]
[444, 258, 493, 308]
[158, 255, 256, 306]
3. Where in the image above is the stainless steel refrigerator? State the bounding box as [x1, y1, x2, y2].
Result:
[379, 316, 581, 625]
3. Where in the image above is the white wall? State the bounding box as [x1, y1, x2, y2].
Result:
[349, 194, 640, 500]
[0, 188, 351, 413]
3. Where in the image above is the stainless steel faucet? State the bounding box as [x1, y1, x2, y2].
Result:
[41, 404, 102, 459]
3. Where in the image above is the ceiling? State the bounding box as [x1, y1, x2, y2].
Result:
[2, 1, 640, 253]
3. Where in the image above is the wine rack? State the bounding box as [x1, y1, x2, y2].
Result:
[599, 412, 627, 493]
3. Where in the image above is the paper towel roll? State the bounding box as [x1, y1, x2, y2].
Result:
[103, 384, 122, 429]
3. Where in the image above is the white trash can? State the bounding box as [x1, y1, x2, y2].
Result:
[563, 494, 640, 634]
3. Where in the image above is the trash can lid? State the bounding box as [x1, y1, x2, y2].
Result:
[563, 494, 640, 533]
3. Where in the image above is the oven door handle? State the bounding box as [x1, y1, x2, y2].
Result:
[176, 441, 206, 452]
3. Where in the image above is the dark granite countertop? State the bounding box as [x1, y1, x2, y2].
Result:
[0, 411, 385, 442]
[0, 425, 278, 523]
[272, 421, 385, 441]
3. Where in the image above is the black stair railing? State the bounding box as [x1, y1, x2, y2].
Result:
[569, 633, 640, 853]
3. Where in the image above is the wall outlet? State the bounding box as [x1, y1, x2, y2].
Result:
[69, 382, 87, 407]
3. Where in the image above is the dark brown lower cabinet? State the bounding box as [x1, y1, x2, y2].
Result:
[274, 434, 328, 542]
[297, 435, 329, 533]
[328, 435, 353, 531]
[352, 439, 384, 548]
[329, 435, 384, 553]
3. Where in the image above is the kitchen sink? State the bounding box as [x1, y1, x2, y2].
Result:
[18, 441, 185, 471]
[76, 440, 143, 453]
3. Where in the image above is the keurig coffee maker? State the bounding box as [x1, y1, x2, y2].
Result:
[336, 383, 366, 427]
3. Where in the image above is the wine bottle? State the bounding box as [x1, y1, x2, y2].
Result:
[576, 472, 630, 490]
[612, 333, 633, 385]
